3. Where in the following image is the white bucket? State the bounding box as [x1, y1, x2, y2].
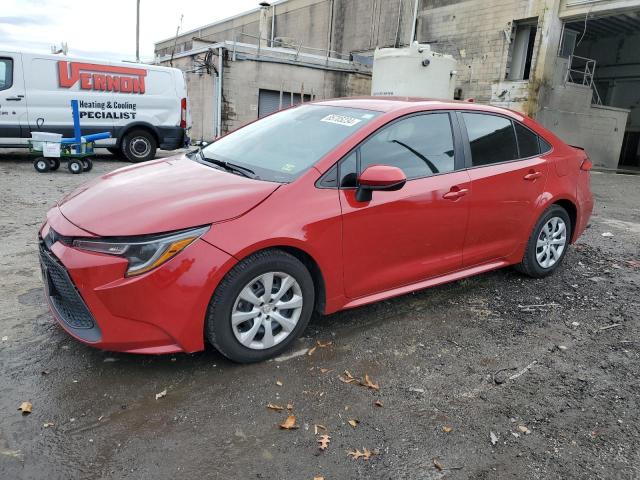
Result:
[31, 132, 63, 151]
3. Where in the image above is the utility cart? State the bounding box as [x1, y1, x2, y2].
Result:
[30, 100, 111, 174]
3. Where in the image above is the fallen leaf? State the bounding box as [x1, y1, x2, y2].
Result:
[347, 448, 374, 460]
[339, 370, 357, 384]
[348, 419, 359, 428]
[267, 403, 284, 411]
[490, 431, 498, 445]
[313, 477, 324, 480]
[276, 380, 283, 387]
[433, 458, 444, 471]
[317, 434, 331, 451]
[374, 400, 384, 407]
[18, 402, 32, 415]
[517, 425, 531, 434]
[155, 389, 167, 400]
[320, 368, 331, 374]
[626, 259, 640, 269]
[316, 340, 333, 348]
[314, 424, 327, 435]
[442, 426, 453, 433]
[361, 374, 380, 390]
[287, 403, 294, 410]
[43, 422, 54, 428]
[307, 346, 317, 356]
[279, 415, 299, 430]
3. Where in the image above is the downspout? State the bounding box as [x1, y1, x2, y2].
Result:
[409, 0, 419, 44]
[326, 0, 334, 63]
[216, 46, 223, 138]
[271, 4, 276, 47]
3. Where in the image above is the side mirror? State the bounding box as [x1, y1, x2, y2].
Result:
[356, 165, 406, 202]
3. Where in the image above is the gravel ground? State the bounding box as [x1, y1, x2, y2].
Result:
[0, 149, 639, 480]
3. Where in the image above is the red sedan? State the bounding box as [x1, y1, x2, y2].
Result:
[39, 98, 594, 362]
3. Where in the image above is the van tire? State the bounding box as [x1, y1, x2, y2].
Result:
[121, 129, 157, 163]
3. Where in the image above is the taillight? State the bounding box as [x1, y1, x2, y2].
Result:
[580, 158, 593, 171]
[180, 98, 187, 129]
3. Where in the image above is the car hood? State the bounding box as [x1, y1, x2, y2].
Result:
[58, 155, 280, 236]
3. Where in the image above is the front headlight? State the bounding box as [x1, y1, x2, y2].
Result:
[72, 226, 209, 277]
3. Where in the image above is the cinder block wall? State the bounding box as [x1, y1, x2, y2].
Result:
[416, 0, 547, 102]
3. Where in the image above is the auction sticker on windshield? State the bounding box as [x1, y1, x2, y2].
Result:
[320, 114, 362, 127]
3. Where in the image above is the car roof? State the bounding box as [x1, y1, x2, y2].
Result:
[313, 96, 525, 120]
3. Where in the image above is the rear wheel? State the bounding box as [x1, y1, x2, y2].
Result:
[33, 157, 50, 173]
[48, 158, 60, 171]
[205, 250, 315, 363]
[121, 129, 157, 163]
[517, 205, 571, 278]
[82, 158, 93, 172]
[68, 159, 83, 174]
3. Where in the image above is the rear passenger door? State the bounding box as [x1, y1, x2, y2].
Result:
[459, 112, 549, 267]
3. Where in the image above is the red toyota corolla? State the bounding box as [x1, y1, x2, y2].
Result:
[39, 98, 593, 362]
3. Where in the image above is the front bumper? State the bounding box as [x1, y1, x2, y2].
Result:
[39, 210, 234, 354]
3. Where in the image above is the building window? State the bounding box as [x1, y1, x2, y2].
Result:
[507, 20, 537, 81]
[258, 89, 312, 117]
[558, 28, 579, 58]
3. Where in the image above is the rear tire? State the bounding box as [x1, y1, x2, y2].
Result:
[516, 205, 572, 278]
[121, 129, 157, 163]
[33, 157, 50, 173]
[205, 250, 315, 363]
[48, 158, 60, 171]
[82, 158, 93, 172]
[68, 159, 83, 174]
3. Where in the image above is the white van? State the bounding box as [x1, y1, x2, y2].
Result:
[0, 49, 189, 162]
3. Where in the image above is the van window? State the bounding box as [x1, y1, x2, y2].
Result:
[463, 113, 518, 166]
[0, 58, 13, 91]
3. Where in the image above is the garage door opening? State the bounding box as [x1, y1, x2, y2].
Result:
[563, 11, 640, 170]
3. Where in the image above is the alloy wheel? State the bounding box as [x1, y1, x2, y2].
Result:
[231, 272, 303, 350]
[535, 216, 567, 268]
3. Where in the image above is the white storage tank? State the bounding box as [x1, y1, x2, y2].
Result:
[371, 42, 458, 100]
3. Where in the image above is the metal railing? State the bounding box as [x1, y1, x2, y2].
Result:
[565, 54, 602, 105]
[231, 31, 352, 64]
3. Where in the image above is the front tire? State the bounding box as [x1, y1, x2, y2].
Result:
[33, 157, 50, 173]
[205, 250, 315, 363]
[121, 129, 157, 163]
[517, 205, 571, 278]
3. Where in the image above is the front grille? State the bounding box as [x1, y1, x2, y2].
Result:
[39, 245, 96, 330]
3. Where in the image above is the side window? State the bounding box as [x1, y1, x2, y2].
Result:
[339, 151, 357, 188]
[359, 113, 455, 179]
[0, 58, 13, 91]
[463, 113, 518, 166]
[514, 122, 540, 158]
[539, 137, 552, 154]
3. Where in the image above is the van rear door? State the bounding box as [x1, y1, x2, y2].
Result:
[0, 52, 27, 144]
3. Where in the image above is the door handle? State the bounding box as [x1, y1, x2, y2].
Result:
[523, 171, 542, 181]
[443, 187, 468, 200]
[6, 96, 23, 101]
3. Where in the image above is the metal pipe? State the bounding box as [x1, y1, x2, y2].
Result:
[326, 0, 334, 63]
[410, 0, 419, 44]
[216, 47, 223, 138]
[270, 4, 276, 47]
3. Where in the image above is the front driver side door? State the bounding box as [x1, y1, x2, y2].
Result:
[339, 112, 471, 299]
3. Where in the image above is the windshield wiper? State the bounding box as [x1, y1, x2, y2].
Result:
[199, 153, 259, 179]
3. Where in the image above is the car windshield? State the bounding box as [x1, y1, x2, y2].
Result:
[199, 105, 380, 182]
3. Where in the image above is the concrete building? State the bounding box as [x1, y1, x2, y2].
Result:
[154, 0, 640, 170]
